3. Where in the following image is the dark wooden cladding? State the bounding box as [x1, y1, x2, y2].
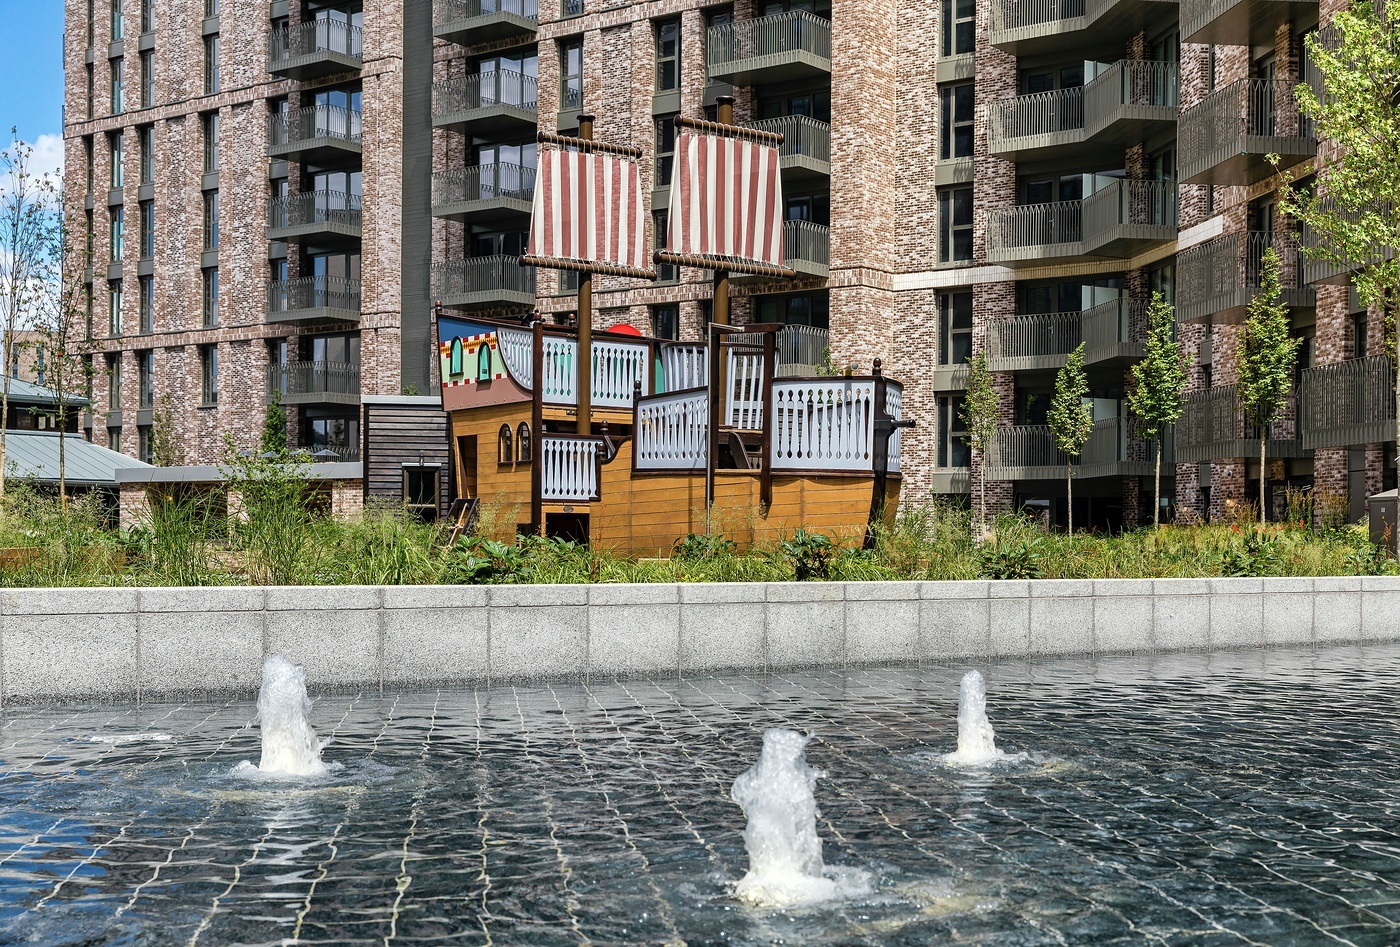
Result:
[363, 401, 452, 518]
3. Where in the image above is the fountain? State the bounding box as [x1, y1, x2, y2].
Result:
[252, 655, 327, 777]
[944, 670, 1003, 765]
[730, 728, 869, 907]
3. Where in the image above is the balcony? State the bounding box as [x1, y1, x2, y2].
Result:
[266, 276, 362, 325]
[986, 416, 1165, 480]
[988, 0, 1178, 55]
[431, 164, 534, 223]
[784, 220, 829, 279]
[432, 72, 538, 134]
[985, 179, 1177, 267]
[1179, 78, 1316, 186]
[267, 360, 361, 407]
[930, 468, 972, 494]
[267, 20, 362, 81]
[1299, 196, 1396, 285]
[1176, 386, 1301, 462]
[1182, 0, 1317, 45]
[775, 323, 829, 376]
[988, 60, 1178, 162]
[433, 0, 538, 46]
[751, 115, 830, 180]
[267, 105, 363, 163]
[433, 256, 536, 311]
[266, 190, 362, 244]
[706, 11, 831, 85]
[986, 312, 1081, 372]
[930, 363, 970, 391]
[1299, 356, 1395, 449]
[1176, 231, 1315, 324]
[1082, 297, 1146, 366]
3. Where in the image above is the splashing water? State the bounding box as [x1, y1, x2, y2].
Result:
[944, 670, 1004, 766]
[730, 728, 870, 907]
[253, 655, 327, 777]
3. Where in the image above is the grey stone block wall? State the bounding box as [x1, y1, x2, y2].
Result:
[2, 577, 1399, 704]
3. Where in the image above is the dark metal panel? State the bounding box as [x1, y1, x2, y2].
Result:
[401, 0, 435, 395]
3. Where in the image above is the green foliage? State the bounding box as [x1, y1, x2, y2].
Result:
[673, 532, 737, 560]
[262, 394, 289, 456]
[779, 528, 835, 581]
[1049, 344, 1094, 457]
[1221, 531, 1283, 577]
[960, 351, 1000, 537]
[977, 534, 1043, 580]
[443, 536, 531, 584]
[220, 437, 315, 585]
[149, 392, 186, 467]
[1128, 293, 1187, 437]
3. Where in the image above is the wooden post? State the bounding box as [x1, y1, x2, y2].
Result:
[706, 321, 722, 516]
[531, 319, 545, 535]
[576, 114, 595, 436]
[759, 328, 776, 509]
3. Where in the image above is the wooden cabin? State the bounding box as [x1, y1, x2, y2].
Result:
[436, 313, 907, 554]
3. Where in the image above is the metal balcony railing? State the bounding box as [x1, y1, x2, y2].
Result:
[706, 11, 832, 83]
[266, 276, 362, 319]
[1176, 231, 1315, 323]
[990, 86, 1085, 147]
[985, 182, 1184, 262]
[1176, 385, 1302, 462]
[1181, 0, 1317, 45]
[267, 19, 363, 72]
[268, 105, 363, 149]
[775, 323, 829, 376]
[989, 0, 1175, 49]
[434, 0, 538, 27]
[987, 416, 1165, 479]
[784, 219, 829, 276]
[266, 360, 361, 406]
[267, 190, 362, 232]
[432, 71, 538, 123]
[432, 163, 536, 211]
[985, 311, 1082, 371]
[432, 256, 536, 306]
[1298, 194, 1396, 284]
[1299, 356, 1396, 449]
[1082, 297, 1147, 364]
[751, 115, 831, 172]
[986, 200, 1082, 256]
[1083, 59, 1179, 131]
[1082, 179, 1178, 246]
[1179, 78, 1316, 185]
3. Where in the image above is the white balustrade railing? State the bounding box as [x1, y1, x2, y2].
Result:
[539, 435, 602, 501]
[540, 336, 578, 405]
[770, 380, 877, 472]
[885, 383, 903, 473]
[661, 343, 708, 391]
[727, 350, 767, 429]
[635, 389, 709, 471]
[497, 327, 533, 387]
[592, 339, 650, 408]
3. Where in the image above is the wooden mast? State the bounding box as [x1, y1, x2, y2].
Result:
[575, 114, 594, 436]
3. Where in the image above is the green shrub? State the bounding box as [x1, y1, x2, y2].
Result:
[780, 528, 835, 581]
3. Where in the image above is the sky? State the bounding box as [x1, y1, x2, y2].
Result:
[0, 0, 67, 179]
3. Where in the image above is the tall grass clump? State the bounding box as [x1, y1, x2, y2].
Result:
[221, 441, 318, 585]
[311, 504, 440, 585]
[0, 484, 118, 587]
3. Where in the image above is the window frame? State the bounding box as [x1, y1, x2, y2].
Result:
[109, 131, 124, 188]
[655, 19, 680, 92]
[108, 279, 123, 338]
[109, 205, 124, 262]
[497, 423, 514, 464]
[139, 125, 154, 183]
[201, 345, 219, 405]
[140, 49, 154, 108]
[937, 290, 973, 366]
[110, 57, 124, 114]
[203, 190, 219, 251]
[939, 83, 974, 161]
[138, 274, 154, 333]
[138, 200, 154, 259]
[941, 0, 974, 57]
[202, 266, 219, 327]
[560, 39, 583, 110]
[202, 112, 219, 172]
[204, 33, 220, 94]
[938, 186, 973, 264]
[651, 303, 679, 340]
[138, 350, 154, 409]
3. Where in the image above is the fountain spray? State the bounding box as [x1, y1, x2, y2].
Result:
[255, 655, 327, 777]
[944, 670, 1003, 766]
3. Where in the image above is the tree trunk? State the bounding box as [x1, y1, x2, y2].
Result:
[979, 458, 987, 541]
[1260, 435, 1268, 525]
[1153, 437, 1162, 528]
[57, 395, 66, 506]
[0, 328, 12, 503]
[1066, 461, 1074, 537]
[1394, 299, 1399, 557]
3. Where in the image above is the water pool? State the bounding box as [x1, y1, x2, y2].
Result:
[2, 643, 1399, 945]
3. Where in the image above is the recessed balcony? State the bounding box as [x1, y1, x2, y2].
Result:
[1176, 385, 1302, 462]
[986, 417, 1165, 480]
[988, 0, 1178, 56]
[433, 0, 538, 46]
[267, 360, 362, 407]
[431, 164, 534, 223]
[1176, 231, 1315, 324]
[750, 115, 830, 181]
[1299, 356, 1396, 450]
[706, 11, 831, 85]
[985, 179, 1178, 267]
[986, 311, 1081, 372]
[1179, 78, 1316, 186]
[267, 20, 362, 80]
[1181, 0, 1317, 45]
[266, 275, 361, 325]
[266, 190, 362, 244]
[267, 105, 363, 163]
[433, 256, 536, 312]
[432, 72, 538, 134]
[784, 220, 829, 279]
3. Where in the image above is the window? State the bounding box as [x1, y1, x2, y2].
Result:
[654, 211, 677, 282]
[201, 346, 218, 405]
[107, 354, 121, 408]
[111, 0, 124, 40]
[203, 190, 218, 250]
[110, 58, 124, 114]
[655, 114, 677, 186]
[940, 84, 974, 160]
[942, 0, 973, 56]
[139, 125, 154, 183]
[108, 280, 122, 337]
[202, 267, 218, 326]
[86, 64, 95, 119]
[204, 34, 220, 94]
[85, 210, 95, 260]
[1148, 261, 1175, 303]
[938, 186, 973, 263]
[138, 200, 154, 259]
[755, 292, 829, 328]
[937, 395, 970, 467]
[84, 137, 94, 194]
[140, 0, 153, 32]
[403, 466, 440, 523]
[140, 50, 154, 108]
[560, 39, 583, 110]
[1352, 311, 1367, 359]
[87, 0, 95, 45]
[109, 206, 124, 261]
[138, 425, 152, 464]
[448, 337, 464, 376]
[205, 0, 219, 15]
[655, 19, 680, 91]
[516, 422, 531, 462]
[202, 112, 219, 171]
[108, 426, 122, 450]
[498, 424, 513, 464]
[477, 341, 494, 381]
[138, 275, 153, 332]
[938, 291, 973, 365]
[109, 131, 124, 188]
[138, 350, 153, 408]
[651, 303, 679, 340]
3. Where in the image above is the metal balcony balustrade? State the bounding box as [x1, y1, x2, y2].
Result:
[706, 10, 831, 85]
[784, 219, 829, 278]
[1181, 0, 1317, 45]
[433, 0, 538, 45]
[989, 60, 1178, 160]
[267, 105, 363, 162]
[1299, 356, 1396, 449]
[930, 362, 970, 391]
[266, 275, 362, 324]
[1082, 297, 1147, 365]
[1298, 195, 1396, 285]
[267, 19, 362, 80]
[750, 115, 830, 179]
[266, 190, 362, 242]
[1175, 385, 1302, 462]
[985, 311, 1082, 371]
[986, 416, 1165, 480]
[432, 71, 538, 133]
[988, 0, 1177, 55]
[432, 256, 536, 311]
[985, 179, 1177, 265]
[431, 163, 535, 222]
[775, 324, 828, 376]
[1179, 78, 1316, 186]
[1176, 231, 1315, 323]
[266, 360, 361, 407]
[930, 468, 972, 494]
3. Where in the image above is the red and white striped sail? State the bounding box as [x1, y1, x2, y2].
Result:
[527, 147, 649, 272]
[666, 131, 785, 269]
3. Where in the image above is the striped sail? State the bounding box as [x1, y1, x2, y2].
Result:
[666, 132, 785, 269]
[527, 147, 649, 273]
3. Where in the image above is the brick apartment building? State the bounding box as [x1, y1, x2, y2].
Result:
[62, 0, 1389, 528]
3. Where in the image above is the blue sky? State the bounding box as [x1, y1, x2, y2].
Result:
[0, 0, 66, 159]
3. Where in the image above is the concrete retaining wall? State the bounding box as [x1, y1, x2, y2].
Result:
[1, 577, 1397, 703]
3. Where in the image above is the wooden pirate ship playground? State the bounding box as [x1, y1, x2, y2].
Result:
[435, 102, 909, 553]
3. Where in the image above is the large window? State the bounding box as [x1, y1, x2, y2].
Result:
[941, 0, 973, 56]
[937, 395, 970, 468]
[757, 89, 831, 121]
[755, 292, 829, 328]
[655, 114, 677, 186]
[109, 206, 124, 261]
[140, 0, 154, 32]
[651, 304, 679, 340]
[107, 354, 121, 408]
[204, 34, 220, 94]
[655, 19, 680, 92]
[139, 125, 154, 183]
[140, 50, 154, 108]
[111, 0, 124, 40]
[203, 112, 219, 172]
[939, 83, 974, 160]
[203, 190, 219, 250]
[138, 275, 153, 333]
[938, 290, 973, 365]
[138, 200, 154, 259]
[560, 39, 583, 110]
[938, 187, 972, 263]
[309, 332, 360, 366]
[108, 280, 122, 337]
[202, 267, 219, 327]
[110, 58, 124, 114]
[138, 350, 153, 408]
[654, 210, 677, 282]
[109, 131, 124, 188]
[201, 346, 218, 405]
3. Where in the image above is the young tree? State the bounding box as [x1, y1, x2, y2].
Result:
[262, 391, 289, 457]
[960, 350, 1000, 539]
[1048, 343, 1094, 536]
[1272, 1, 1400, 547]
[1127, 292, 1188, 527]
[1237, 248, 1303, 524]
[149, 391, 186, 467]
